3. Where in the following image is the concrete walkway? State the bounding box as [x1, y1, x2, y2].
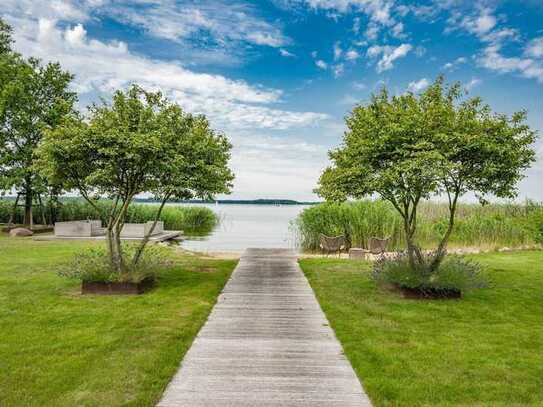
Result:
[157, 248, 372, 407]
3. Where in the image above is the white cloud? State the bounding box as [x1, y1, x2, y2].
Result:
[442, 56, 467, 71]
[3, 0, 290, 65]
[525, 37, 543, 59]
[367, 43, 412, 72]
[333, 41, 342, 60]
[465, 78, 482, 91]
[287, 0, 400, 43]
[352, 16, 361, 33]
[333, 63, 344, 77]
[315, 59, 328, 70]
[108, 1, 289, 48]
[345, 49, 360, 60]
[9, 18, 329, 130]
[339, 94, 359, 105]
[447, 7, 497, 39]
[391, 22, 405, 38]
[352, 81, 367, 90]
[479, 44, 543, 83]
[227, 133, 330, 200]
[279, 48, 296, 57]
[469, 11, 496, 35]
[407, 78, 429, 93]
[365, 23, 380, 41]
[2, 0, 90, 21]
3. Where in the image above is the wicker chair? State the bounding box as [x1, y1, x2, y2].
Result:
[368, 237, 390, 255]
[319, 234, 347, 257]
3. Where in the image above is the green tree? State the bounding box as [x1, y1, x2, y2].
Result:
[0, 18, 13, 55]
[317, 77, 537, 272]
[0, 18, 76, 225]
[37, 85, 234, 274]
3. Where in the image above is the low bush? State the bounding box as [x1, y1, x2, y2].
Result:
[372, 253, 487, 295]
[58, 244, 174, 283]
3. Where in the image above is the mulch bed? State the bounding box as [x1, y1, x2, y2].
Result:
[82, 277, 154, 295]
[398, 285, 462, 299]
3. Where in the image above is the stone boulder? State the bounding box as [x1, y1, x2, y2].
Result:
[9, 227, 34, 237]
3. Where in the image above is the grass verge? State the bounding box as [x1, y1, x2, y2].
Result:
[0, 235, 236, 407]
[300, 251, 543, 406]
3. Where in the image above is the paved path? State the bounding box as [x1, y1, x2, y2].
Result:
[157, 248, 372, 407]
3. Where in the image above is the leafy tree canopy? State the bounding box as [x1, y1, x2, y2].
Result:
[0, 17, 76, 224]
[38, 85, 234, 272]
[0, 18, 14, 55]
[317, 77, 537, 270]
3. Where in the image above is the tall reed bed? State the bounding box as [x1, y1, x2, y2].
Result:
[296, 200, 543, 251]
[0, 198, 218, 235]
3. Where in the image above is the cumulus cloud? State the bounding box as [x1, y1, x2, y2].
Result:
[9, 18, 328, 130]
[525, 37, 543, 59]
[315, 59, 328, 69]
[345, 49, 360, 60]
[3, 0, 290, 65]
[461, 8, 497, 36]
[367, 43, 412, 72]
[407, 78, 429, 93]
[442, 56, 467, 71]
[478, 44, 543, 83]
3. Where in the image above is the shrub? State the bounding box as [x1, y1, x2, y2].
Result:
[372, 253, 487, 294]
[58, 244, 174, 283]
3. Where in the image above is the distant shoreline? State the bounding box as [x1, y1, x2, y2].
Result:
[0, 196, 320, 206]
[135, 198, 320, 206]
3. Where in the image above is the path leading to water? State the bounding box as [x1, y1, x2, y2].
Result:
[157, 248, 372, 407]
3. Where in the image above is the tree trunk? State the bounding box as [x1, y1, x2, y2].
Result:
[403, 216, 418, 270]
[8, 194, 20, 225]
[37, 194, 47, 225]
[23, 185, 33, 227]
[131, 196, 169, 266]
[106, 197, 132, 274]
[429, 191, 459, 273]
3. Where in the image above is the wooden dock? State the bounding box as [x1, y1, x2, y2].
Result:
[157, 248, 372, 407]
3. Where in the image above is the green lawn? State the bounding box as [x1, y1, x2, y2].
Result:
[0, 235, 237, 407]
[300, 251, 543, 407]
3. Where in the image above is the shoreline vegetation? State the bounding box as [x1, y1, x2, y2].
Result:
[296, 200, 543, 252]
[0, 196, 320, 206]
[0, 198, 218, 235]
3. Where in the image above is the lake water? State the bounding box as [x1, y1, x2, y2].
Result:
[176, 204, 310, 253]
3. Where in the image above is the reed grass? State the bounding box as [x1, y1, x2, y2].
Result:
[0, 198, 218, 235]
[296, 200, 543, 251]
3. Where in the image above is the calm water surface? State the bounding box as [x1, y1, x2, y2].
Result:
[175, 203, 309, 252]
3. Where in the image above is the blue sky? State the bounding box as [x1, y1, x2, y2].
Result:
[3, 0, 543, 201]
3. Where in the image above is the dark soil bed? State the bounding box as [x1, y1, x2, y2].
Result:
[81, 277, 154, 295]
[398, 285, 462, 299]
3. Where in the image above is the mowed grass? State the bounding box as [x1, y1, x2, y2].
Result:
[0, 235, 237, 407]
[300, 251, 543, 406]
